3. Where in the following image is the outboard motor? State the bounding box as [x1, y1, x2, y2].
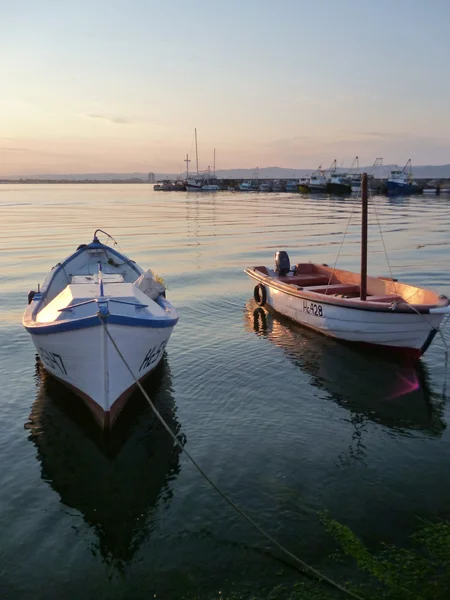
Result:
[274, 251, 290, 276]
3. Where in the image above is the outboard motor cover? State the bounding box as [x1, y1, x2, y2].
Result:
[274, 251, 290, 275]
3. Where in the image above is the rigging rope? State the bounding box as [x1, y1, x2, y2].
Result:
[327, 188, 361, 289]
[97, 314, 364, 600]
[368, 189, 398, 294]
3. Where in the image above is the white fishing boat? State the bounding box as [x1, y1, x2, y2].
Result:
[22, 230, 179, 429]
[309, 167, 328, 192]
[239, 180, 256, 191]
[245, 174, 450, 357]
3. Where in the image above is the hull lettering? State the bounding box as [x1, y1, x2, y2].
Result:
[139, 340, 167, 372]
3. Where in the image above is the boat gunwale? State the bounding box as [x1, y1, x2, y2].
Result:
[244, 266, 448, 314]
[23, 311, 179, 335]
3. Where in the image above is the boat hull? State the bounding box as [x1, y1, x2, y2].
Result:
[30, 322, 173, 429]
[248, 278, 443, 356]
[326, 182, 352, 194]
[387, 181, 419, 196]
[186, 184, 219, 191]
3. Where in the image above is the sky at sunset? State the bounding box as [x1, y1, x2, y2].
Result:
[2, 0, 450, 175]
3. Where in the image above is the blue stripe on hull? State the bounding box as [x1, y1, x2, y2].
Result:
[24, 313, 178, 335]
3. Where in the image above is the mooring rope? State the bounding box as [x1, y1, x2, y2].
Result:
[97, 314, 364, 600]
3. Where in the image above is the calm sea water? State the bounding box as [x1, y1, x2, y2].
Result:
[1, 184, 450, 599]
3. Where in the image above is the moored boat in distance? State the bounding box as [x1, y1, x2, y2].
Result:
[387, 159, 420, 195]
[349, 174, 362, 192]
[285, 180, 299, 192]
[22, 230, 179, 429]
[440, 181, 450, 194]
[154, 182, 172, 191]
[325, 159, 352, 194]
[348, 156, 361, 192]
[271, 180, 284, 192]
[422, 180, 439, 195]
[327, 173, 352, 194]
[244, 174, 450, 357]
[309, 167, 328, 192]
[259, 182, 272, 192]
[298, 177, 310, 192]
[239, 180, 257, 191]
[186, 169, 220, 191]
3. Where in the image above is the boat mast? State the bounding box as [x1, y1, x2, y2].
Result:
[213, 147, 216, 178]
[195, 128, 199, 175]
[350, 156, 359, 174]
[360, 173, 368, 301]
[184, 153, 191, 179]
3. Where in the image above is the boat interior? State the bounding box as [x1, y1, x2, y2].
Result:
[37, 242, 143, 310]
[253, 252, 443, 307]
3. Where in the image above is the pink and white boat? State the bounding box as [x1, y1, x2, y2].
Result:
[245, 174, 450, 358]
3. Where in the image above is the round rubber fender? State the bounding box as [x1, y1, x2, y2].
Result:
[253, 283, 267, 307]
[27, 290, 36, 305]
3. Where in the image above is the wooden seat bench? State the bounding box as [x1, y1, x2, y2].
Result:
[365, 294, 406, 303]
[302, 283, 360, 295]
[252, 267, 331, 288]
[278, 274, 330, 287]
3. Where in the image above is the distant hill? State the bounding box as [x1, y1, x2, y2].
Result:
[3, 164, 450, 181]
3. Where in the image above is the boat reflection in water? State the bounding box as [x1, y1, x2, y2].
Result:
[245, 301, 446, 437]
[25, 354, 184, 569]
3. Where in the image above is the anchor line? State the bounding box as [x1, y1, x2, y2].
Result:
[97, 314, 364, 600]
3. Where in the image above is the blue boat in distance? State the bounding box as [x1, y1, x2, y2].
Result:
[387, 159, 419, 195]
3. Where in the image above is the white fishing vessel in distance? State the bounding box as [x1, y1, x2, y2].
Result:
[23, 230, 178, 429]
[309, 166, 328, 192]
[245, 174, 450, 358]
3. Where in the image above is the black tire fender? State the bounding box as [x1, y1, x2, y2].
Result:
[253, 283, 267, 306]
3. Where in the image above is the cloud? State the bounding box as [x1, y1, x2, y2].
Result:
[83, 113, 131, 125]
[266, 135, 310, 147]
[357, 131, 389, 138]
[0, 147, 28, 151]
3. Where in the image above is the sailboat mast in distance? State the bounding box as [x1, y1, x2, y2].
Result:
[184, 153, 191, 178]
[195, 128, 199, 175]
[213, 148, 216, 178]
